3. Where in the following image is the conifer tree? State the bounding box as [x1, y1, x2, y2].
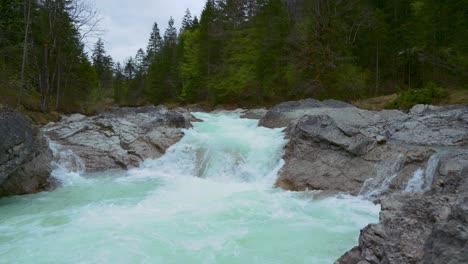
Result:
[92, 38, 113, 97]
[181, 9, 194, 32]
[146, 22, 163, 64]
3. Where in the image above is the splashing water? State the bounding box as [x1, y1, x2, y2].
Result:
[405, 154, 440, 193]
[359, 155, 404, 200]
[0, 112, 379, 264]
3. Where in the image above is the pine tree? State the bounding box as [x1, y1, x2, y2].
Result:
[135, 48, 146, 74]
[146, 22, 163, 64]
[164, 17, 178, 46]
[124, 57, 135, 81]
[192, 16, 200, 29]
[181, 9, 193, 32]
[113, 62, 125, 104]
[92, 38, 113, 98]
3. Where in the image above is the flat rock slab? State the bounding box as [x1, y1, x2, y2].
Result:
[44, 106, 196, 172]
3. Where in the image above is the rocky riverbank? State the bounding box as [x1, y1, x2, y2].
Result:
[0, 106, 196, 198]
[1, 100, 466, 263]
[258, 99, 468, 264]
[44, 105, 197, 172]
[0, 110, 53, 197]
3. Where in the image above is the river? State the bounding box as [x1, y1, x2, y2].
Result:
[0, 112, 379, 263]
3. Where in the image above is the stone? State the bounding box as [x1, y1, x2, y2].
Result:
[0, 110, 53, 197]
[260, 99, 468, 263]
[240, 108, 268, 120]
[44, 106, 196, 172]
[337, 150, 468, 264]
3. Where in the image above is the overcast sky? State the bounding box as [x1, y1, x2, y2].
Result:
[91, 0, 205, 63]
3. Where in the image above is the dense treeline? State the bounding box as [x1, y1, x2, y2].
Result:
[0, 0, 101, 113]
[1, 0, 467, 113]
[136, 0, 467, 106]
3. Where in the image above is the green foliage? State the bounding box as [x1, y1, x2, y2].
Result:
[0, 0, 102, 113]
[2, 0, 467, 112]
[325, 64, 370, 101]
[386, 82, 449, 109]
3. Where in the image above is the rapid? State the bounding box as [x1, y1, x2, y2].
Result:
[0, 112, 379, 264]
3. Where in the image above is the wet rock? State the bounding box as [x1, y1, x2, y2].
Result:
[337, 151, 468, 264]
[240, 108, 268, 120]
[262, 99, 467, 263]
[0, 110, 53, 198]
[278, 118, 433, 195]
[44, 106, 196, 172]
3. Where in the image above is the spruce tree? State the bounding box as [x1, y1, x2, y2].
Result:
[92, 38, 113, 98]
[145, 22, 163, 64]
[135, 48, 146, 74]
[181, 9, 193, 32]
[164, 17, 178, 46]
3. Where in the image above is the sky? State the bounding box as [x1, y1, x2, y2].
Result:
[90, 0, 206, 63]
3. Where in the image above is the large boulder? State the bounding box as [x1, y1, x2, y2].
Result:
[336, 151, 468, 264]
[240, 108, 268, 120]
[260, 99, 467, 263]
[262, 100, 467, 195]
[259, 98, 386, 129]
[0, 110, 53, 197]
[380, 105, 468, 146]
[277, 114, 434, 195]
[44, 106, 197, 172]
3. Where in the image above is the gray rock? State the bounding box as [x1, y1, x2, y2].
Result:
[260, 98, 384, 129]
[261, 99, 468, 263]
[0, 110, 53, 198]
[409, 104, 441, 115]
[337, 151, 468, 264]
[277, 116, 433, 195]
[44, 106, 195, 172]
[261, 99, 468, 147]
[240, 108, 268, 120]
[386, 107, 468, 146]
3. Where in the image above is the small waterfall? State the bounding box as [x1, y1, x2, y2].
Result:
[49, 141, 86, 185]
[0, 112, 381, 264]
[359, 154, 404, 200]
[134, 112, 288, 186]
[405, 154, 440, 193]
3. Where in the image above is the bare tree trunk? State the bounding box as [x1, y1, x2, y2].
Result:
[41, 44, 49, 112]
[55, 46, 61, 110]
[17, 0, 32, 108]
[408, 56, 411, 89]
[375, 42, 379, 96]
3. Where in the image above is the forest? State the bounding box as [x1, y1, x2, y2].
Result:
[1, 0, 467, 116]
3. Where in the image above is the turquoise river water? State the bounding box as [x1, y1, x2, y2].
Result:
[0, 112, 379, 264]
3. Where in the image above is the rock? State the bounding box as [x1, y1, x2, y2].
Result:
[277, 115, 433, 194]
[265, 99, 467, 195]
[422, 195, 468, 264]
[261, 99, 468, 263]
[259, 98, 383, 129]
[262, 99, 468, 147]
[386, 106, 468, 146]
[409, 104, 441, 115]
[240, 108, 268, 120]
[44, 106, 195, 172]
[0, 110, 53, 198]
[420, 152, 468, 264]
[337, 151, 468, 264]
[322, 99, 354, 108]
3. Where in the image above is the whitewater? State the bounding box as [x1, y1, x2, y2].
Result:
[0, 112, 379, 264]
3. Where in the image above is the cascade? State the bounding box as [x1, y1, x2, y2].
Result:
[405, 154, 440, 193]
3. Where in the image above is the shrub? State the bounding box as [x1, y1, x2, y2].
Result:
[385, 82, 448, 109]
